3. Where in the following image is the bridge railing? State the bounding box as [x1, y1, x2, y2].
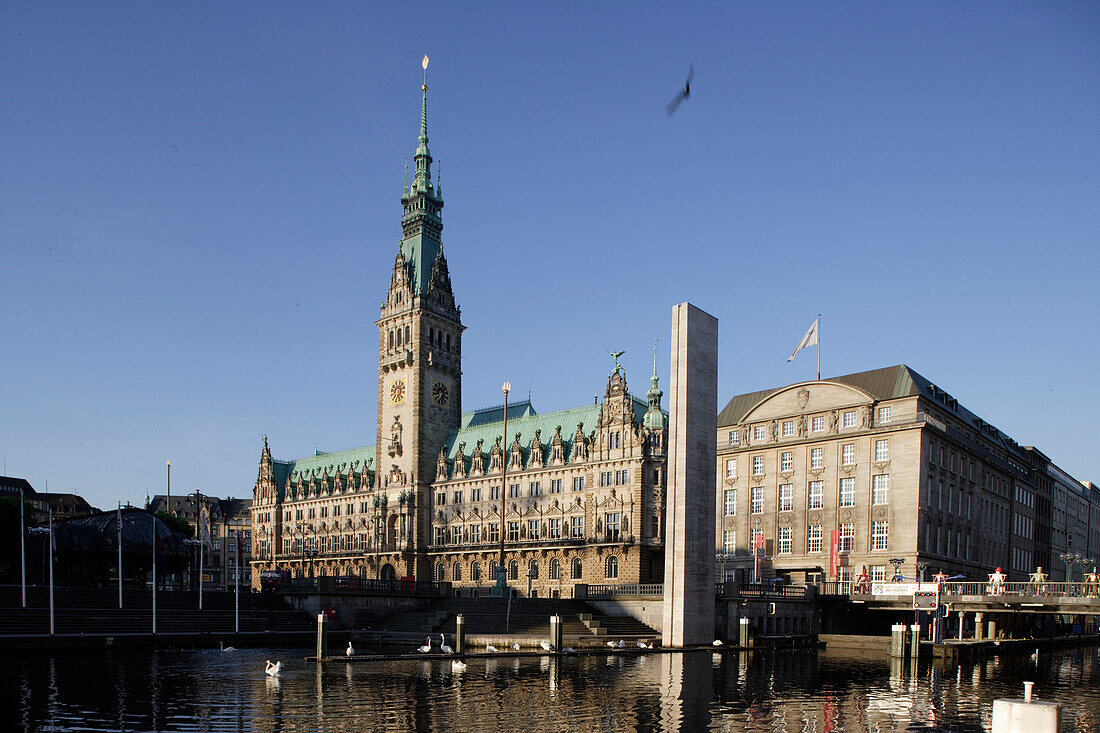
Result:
[941, 580, 1097, 598]
[587, 583, 664, 598]
[280, 577, 445, 596]
[736, 582, 810, 598]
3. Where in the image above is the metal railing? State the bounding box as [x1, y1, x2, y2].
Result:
[736, 582, 809, 598]
[940, 581, 1098, 599]
[280, 577, 444, 596]
[587, 583, 663, 598]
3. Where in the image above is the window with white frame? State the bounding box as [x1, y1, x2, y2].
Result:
[782, 421, 794, 437]
[528, 519, 540, 540]
[752, 456, 765, 476]
[729, 431, 740, 446]
[751, 528, 764, 554]
[605, 513, 621, 541]
[750, 486, 764, 514]
[724, 489, 736, 516]
[778, 484, 793, 512]
[548, 518, 561, 539]
[812, 416, 824, 432]
[872, 474, 890, 505]
[471, 524, 482, 543]
[807, 525, 823, 553]
[810, 448, 823, 469]
[870, 565, 887, 582]
[780, 451, 793, 472]
[840, 477, 855, 507]
[753, 426, 765, 442]
[725, 458, 737, 478]
[571, 516, 584, 537]
[550, 479, 562, 494]
[843, 411, 856, 428]
[871, 520, 888, 550]
[878, 406, 892, 423]
[472, 488, 482, 501]
[573, 476, 584, 492]
[507, 521, 520, 541]
[842, 444, 855, 465]
[808, 480, 824, 509]
[778, 527, 792, 554]
[723, 529, 736, 554]
[875, 439, 889, 462]
[838, 522, 854, 552]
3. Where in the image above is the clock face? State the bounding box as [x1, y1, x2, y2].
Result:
[432, 380, 449, 405]
[389, 379, 407, 405]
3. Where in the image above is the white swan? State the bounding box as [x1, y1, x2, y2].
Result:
[1031, 649, 1040, 663]
[606, 640, 616, 648]
[439, 633, 454, 655]
[220, 641, 235, 652]
[485, 643, 499, 653]
[540, 640, 555, 652]
[346, 642, 355, 657]
[451, 659, 467, 673]
[636, 641, 648, 649]
[265, 660, 282, 677]
[712, 640, 723, 647]
[510, 642, 521, 651]
[562, 647, 575, 654]
[616, 640, 626, 648]
[417, 636, 432, 654]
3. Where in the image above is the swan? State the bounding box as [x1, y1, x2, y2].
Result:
[265, 660, 282, 677]
[616, 640, 625, 648]
[451, 659, 467, 672]
[636, 641, 648, 649]
[346, 642, 355, 657]
[220, 641, 235, 652]
[540, 640, 555, 652]
[417, 637, 432, 654]
[606, 640, 617, 648]
[712, 640, 723, 647]
[510, 643, 521, 651]
[562, 647, 575, 654]
[439, 633, 454, 655]
[1031, 649, 1039, 663]
[486, 643, 499, 653]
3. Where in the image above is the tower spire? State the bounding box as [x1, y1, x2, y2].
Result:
[413, 54, 432, 193]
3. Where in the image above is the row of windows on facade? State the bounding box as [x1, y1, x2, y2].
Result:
[725, 440, 891, 477]
[922, 522, 975, 562]
[385, 324, 455, 353]
[432, 514, 630, 545]
[284, 500, 402, 522]
[435, 477, 587, 505]
[720, 521, 889, 555]
[727, 407, 893, 446]
[722, 475, 891, 516]
[433, 555, 621, 583]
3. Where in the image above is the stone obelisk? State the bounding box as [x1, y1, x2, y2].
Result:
[661, 302, 718, 647]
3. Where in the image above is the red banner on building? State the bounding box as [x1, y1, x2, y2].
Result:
[829, 529, 839, 577]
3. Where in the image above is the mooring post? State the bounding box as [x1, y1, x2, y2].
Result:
[974, 612, 984, 641]
[550, 614, 562, 651]
[455, 614, 466, 654]
[889, 624, 905, 658]
[739, 617, 750, 648]
[992, 682, 1060, 732]
[910, 624, 920, 659]
[316, 612, 328, 660]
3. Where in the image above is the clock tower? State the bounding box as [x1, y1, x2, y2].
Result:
[376, 62, 463, 579]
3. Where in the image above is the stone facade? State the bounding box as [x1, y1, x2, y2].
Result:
[249, 74, 668, 594]
[715, 365, 1094, 585]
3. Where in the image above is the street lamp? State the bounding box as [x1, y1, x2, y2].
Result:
[915, 561, 928, 586]
[166, 461, 171, 515]
[189, 490, 205, 609]
[1060, 552, 1080, 583]
[496, 381, 510, 595]
[889, 558, 905, 582]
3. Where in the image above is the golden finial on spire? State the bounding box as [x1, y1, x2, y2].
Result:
[422, 54, 429, 91]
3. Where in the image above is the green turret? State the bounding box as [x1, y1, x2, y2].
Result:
[643, 345, 665, 430]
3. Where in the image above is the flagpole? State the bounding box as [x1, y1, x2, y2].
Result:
[152, 513, 157, 635]
[817, 314, 821, 380]
[20, 485, 26, 608]
[48, 504, 54, 636]
[118, 503, 123, 609]
[235, 536, 240, 634]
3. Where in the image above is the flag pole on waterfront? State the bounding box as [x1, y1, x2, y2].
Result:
[20, 484, 26, 608]
[118, 502, 123, 609]
[787, 314, 821, 380]
[48, 504, 55, 636]
[235, 533, 241, 634]
[151, 512, 157, 635]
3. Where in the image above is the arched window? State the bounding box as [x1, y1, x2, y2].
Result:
[489, 560, 497, 580]
[529, 560, 539, 579]
[605, 556, 619, 579]
[550, 558, 560, 580]
[396, 328, 402, 346]
[452, 562, 462, 581]
[388, 330, 393, 349]
[471, 561, 481, 582]
[572, 558, 583, 580]
[405, 325, 410, 344]
[436, 562, 445, 582]
[508, 560, 519, 581]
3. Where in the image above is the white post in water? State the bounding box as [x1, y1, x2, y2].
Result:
[992, 681, 1060, 733]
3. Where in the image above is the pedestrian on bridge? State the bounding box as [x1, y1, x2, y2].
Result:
[988, 567, 1006, 596]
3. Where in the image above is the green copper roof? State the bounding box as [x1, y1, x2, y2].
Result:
[399, 236, 442, 297]
[460, 399, 538, 428]
[277, 444, 377, 483]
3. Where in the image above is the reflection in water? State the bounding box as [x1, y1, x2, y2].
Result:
[3, 645, 1100, 731]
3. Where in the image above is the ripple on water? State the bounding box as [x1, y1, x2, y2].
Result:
[3, 646, 1100, 731]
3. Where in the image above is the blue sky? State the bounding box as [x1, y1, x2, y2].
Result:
[2, 2, 1097, 510]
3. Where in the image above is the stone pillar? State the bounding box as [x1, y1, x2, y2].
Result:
[661, 303, 719, 648]
[974, 612, 984, 641]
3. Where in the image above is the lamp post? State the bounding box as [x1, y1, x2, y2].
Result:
[1060, 552, 1079, 584]
[889, 557, 905, 582]
[166, 461, 171, 515]
[19, 484, 26, 608]
[190, 490, 206, 609]
[915, 561, 928, 587]
[496, 381, 510, 595]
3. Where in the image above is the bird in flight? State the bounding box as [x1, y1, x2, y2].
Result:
[666, 63, 694, 116]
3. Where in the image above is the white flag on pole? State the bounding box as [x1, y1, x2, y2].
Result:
[787, 317, 820, 362]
